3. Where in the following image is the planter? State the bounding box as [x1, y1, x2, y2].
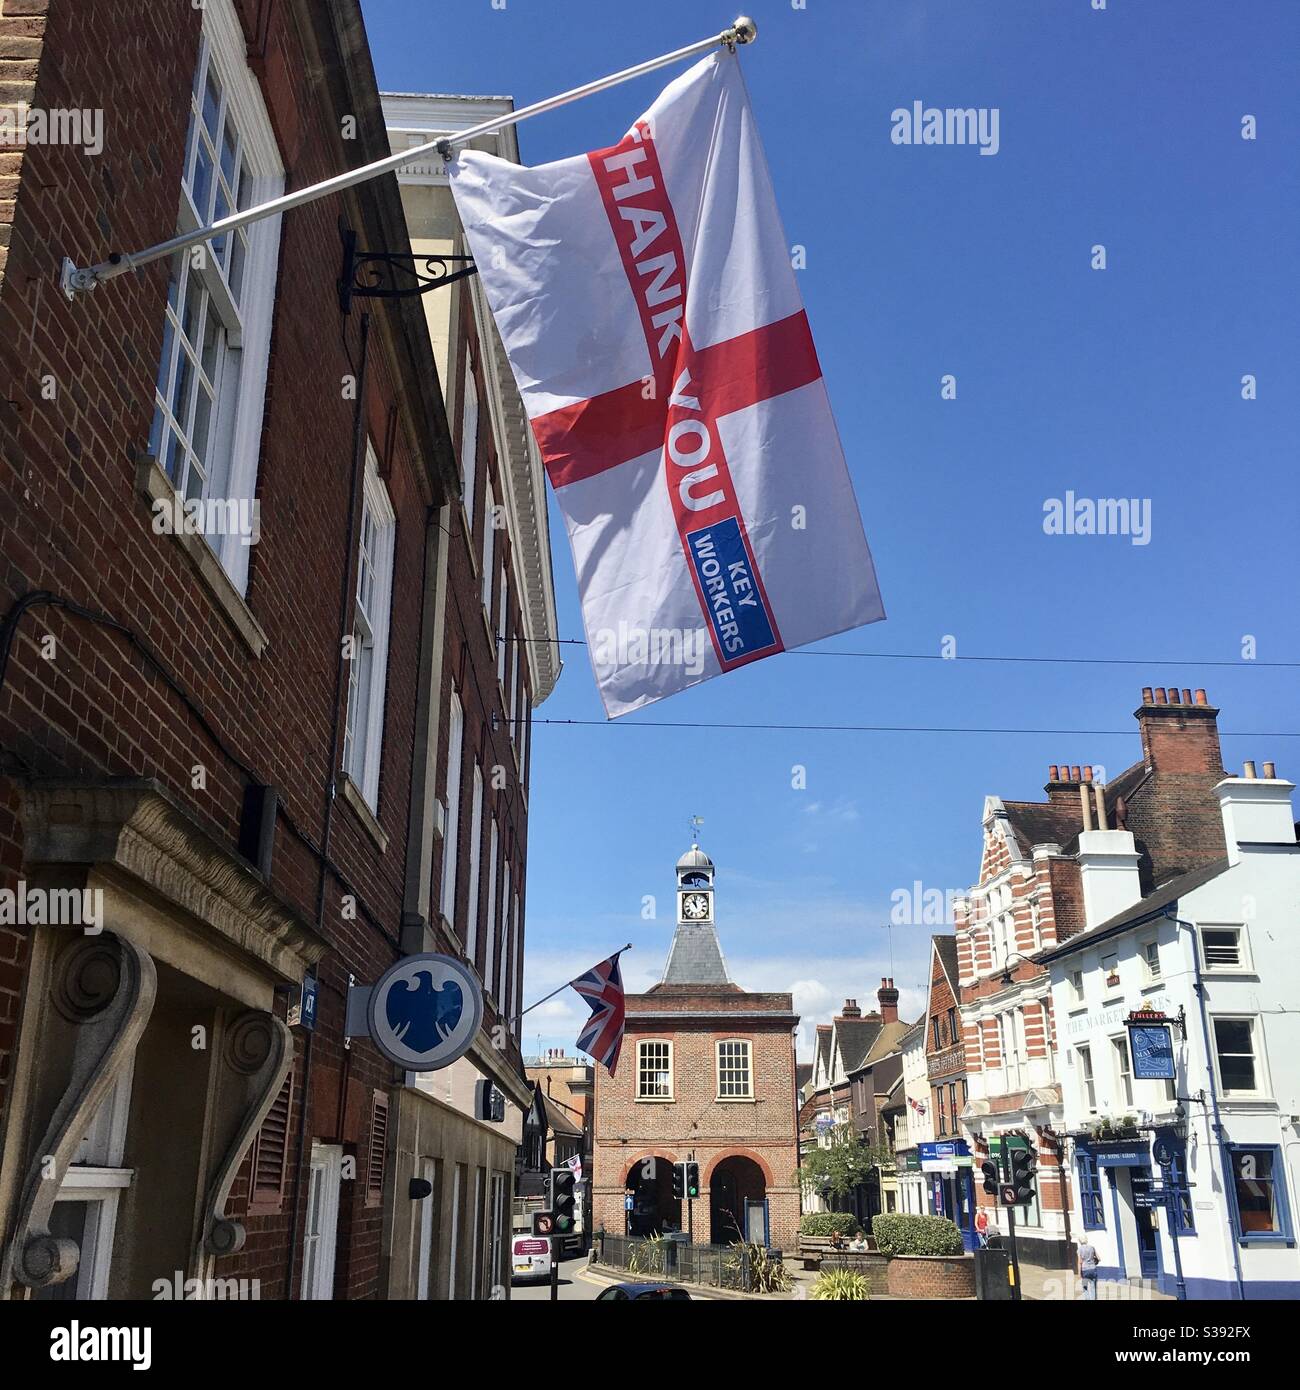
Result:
[885, 1253, 976, 1300]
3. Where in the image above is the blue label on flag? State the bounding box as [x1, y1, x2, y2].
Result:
[686, 520, 777, 662]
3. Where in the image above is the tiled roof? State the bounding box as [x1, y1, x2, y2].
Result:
[833, 1019, 883, 1073]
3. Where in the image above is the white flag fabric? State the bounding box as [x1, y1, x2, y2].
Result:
[449, 52, 884, 717]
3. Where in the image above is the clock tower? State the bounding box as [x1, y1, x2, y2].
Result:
[676, 843, 714, 926]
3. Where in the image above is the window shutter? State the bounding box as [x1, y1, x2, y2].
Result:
[247, 1071, 293, 1215]
[367, 1089, 390, 1206]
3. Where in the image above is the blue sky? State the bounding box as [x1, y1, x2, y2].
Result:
[363, 0, 1300, 1057]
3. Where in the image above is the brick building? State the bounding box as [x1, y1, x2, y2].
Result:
[956, 687, 1233, 1270]
[921, 935, 976, 1247]
[0, 0, 554, 1303]
[592, 843, 801, 1249]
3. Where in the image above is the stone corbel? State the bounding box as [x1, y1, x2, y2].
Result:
[199, 1011, 294, 1258]
[7, 934, 157, 1290]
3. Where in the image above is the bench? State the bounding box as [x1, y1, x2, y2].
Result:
[797, 1235, 877, 1270]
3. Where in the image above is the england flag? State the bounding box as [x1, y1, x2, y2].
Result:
[449, 51, 884, 717]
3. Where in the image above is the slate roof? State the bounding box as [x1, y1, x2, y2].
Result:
[661, 922, 730, 985]
[859, 1019, 912, 1068]
[833, 1018, 883, 1074]
[932, 934, 959, 990]
[796, 1062, 813, 1094]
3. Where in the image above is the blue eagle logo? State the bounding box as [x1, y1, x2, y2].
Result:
[385, 969, 464, 1053]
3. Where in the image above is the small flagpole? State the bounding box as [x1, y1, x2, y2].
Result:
[59, 17, 758, 298]
[515, 943, 632, 1026]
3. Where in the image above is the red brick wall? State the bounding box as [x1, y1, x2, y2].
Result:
[885, 1253, 975, 1299]
[0, 0, 449, 1299]
[593, 990, 801, 1247]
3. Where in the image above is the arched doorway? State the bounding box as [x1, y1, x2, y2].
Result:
[709, 1155, 767, 1245]
[624, 1155, 681, 1237]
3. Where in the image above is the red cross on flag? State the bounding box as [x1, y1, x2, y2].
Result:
[449, 51, 884, 716]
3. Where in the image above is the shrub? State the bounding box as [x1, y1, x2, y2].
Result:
[871, 1213, 963, 1257]
[723, 1242, 793, 1294]
[810, 1268, 871, 1300]
[799, 1212, 862, 1237]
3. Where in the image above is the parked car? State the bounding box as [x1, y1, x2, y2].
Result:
[511, 1235, 553, 1284]
[596, 1283, 692, 1301]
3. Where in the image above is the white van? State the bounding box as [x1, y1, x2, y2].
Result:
[511, 1234, 552, 1283]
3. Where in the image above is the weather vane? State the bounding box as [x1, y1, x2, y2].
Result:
[688, 814, 704, 846]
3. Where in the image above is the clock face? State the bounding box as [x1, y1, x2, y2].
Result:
[682, 892, 710, 921]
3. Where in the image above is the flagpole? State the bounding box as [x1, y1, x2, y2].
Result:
[515, 943, 633, 1026]
[59, 17, 758, 298]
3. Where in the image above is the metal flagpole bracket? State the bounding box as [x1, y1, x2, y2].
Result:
[337, 226, 477, 315]
[60, 17, 760, 301]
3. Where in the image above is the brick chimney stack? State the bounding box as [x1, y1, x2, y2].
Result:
[1136, 687, 1222, 775]
[838, 998, 862, 1020]
[876, 978, 899, 1024]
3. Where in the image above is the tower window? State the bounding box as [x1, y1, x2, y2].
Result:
[716, 1040, 753, 1099]
[636, 1041, 673, 1100]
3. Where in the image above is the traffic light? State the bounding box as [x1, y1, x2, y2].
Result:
[1009, 1144, 1037, 1203]
[671, 1162, 686, 1201]
[684, 1161, 700, 1200]
[551, 1167, 577, 1234]
[981, 1158, 1000, 1196]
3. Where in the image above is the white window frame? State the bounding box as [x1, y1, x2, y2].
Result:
[1200, 924, 1252, 974]
[508, 892, 521, 1032]
[497, 860, 511, 1004]
[636, 1040, 674, 1101]
[36, 1064, 136, 1302]
[342, 443, 396, 808]
[416, 1156, 437, 1300]
[1211, 1014, 1267, 1099]
[461, 363, 479, 531]
[302, 1141, 342, 1300]
[482, 482, 496, 615]
[149, 0, 284, 594]
[497, 563, 509, 689]
[1139, 936, 1162, 983]
[448, 1163, 463, 1300]
[716, 1039, 753, 1100]
[1067, 968, 1085, 1008]
[484, 819, 499, 997]
[508, 621, 519, 739]
[1111, 1033, 1134, 1109]
[489, 1171, 506, 1297]
[465, 763, 484, 966]
[440, 690, 464, 926]
[1076, 1043, 1097, 1112]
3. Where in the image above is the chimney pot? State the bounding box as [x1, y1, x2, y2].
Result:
[1071, 765, 1082, 782]
[1142, 687, 1154, 705]
[1154, 688, 1167, 705]
[1243, 760, 1256, 779]
[1083, 765, 1093, 783]
[1195, 689, 1208, 706]
[1263, 761, 1276, 779]
[1167, 686, 1181, 704]
[1048, 764, 1059, 781]
[1182, 689, 1192, 705]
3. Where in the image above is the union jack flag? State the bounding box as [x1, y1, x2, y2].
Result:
[571, 952, 626, 1076]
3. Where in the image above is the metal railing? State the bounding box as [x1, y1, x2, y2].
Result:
[596, 1232, 780, 1292]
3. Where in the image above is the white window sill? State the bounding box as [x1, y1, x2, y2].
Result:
[715, 1095, 756, 1104]
[137, 454, 268, 658]
[341, 772, 388, 854]
[634, 1096, 675, 1104]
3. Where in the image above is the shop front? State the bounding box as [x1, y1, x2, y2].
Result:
[919, 1140, 977, 1251]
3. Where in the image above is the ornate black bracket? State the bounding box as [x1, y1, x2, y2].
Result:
[338, 227, 477, 314]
